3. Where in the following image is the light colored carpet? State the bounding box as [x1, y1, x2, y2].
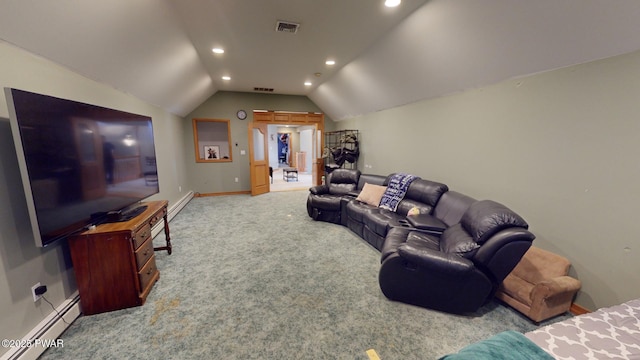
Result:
[40, 190, 569, 359]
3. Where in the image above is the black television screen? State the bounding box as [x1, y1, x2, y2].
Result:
[5, 88, 160, 247]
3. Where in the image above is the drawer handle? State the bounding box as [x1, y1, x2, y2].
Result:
[146, 267, 154, 275]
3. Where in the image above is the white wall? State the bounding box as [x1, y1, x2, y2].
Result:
[300, 128, 314, 173]
[0, 40, 188, 356]
[335, 49, 640, 311]
[268, 126, 294, 169]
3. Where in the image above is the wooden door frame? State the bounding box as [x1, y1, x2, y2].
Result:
[248, 120, 324, 194]
[270, 122, 323, 177]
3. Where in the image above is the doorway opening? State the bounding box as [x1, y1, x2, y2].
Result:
[277, 132, 290, 166]
[268, 124, 314, 192]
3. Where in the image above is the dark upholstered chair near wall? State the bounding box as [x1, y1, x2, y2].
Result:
[306, 169, 361, 224]
[380, 191, 477, 262]
[378, 200, 535, 314]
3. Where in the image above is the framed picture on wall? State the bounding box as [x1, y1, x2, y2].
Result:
[204, 145, 220, 160]
[193, 118, 232, 163]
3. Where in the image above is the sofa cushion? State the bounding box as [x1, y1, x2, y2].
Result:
[329, 183, 357, 196]
[345, 200, 376, 223]
[357, 173, 389, 190]
[363, 208, 403, 237]
[381, 228, 441, 263]
[395, 179, 449, 216]
[327, 169, 360, 195]
[432, 191, 477, 227]
[396, 200, 434, 218]
[355, 183, 387, 207]
[439, 224, 480, 259]
[406, 231, 440, 251]
[461, 200, 529, 244]
[500, 271, 534, 306]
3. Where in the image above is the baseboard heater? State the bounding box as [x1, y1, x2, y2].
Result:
[1, 292, 81, 360]
[3, 191, 194, 360]
[151, 191, 194, 238]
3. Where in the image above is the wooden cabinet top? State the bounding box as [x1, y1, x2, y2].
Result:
[77, 200, 168, 236]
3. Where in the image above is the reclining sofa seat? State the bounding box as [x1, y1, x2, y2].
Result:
[345, 177, 448, 250]
[381, 190, 477, 262]
[306, 168, 361, 224]
[341, 173, 389, 226]
[378, 199, 535, 314]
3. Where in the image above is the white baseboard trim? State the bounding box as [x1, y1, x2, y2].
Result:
[2, 193, 194, 360]
[1, 292, 81, 360]
[151, 191, 193, 238]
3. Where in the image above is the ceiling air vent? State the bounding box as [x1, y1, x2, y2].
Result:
[254, 87, 274, 92]
[275, 20, 300, 34]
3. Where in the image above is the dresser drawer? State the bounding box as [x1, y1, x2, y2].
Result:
[138, 255, 158, 292]
[149, 208, 165, 228]
[132, 224, 151, 249]
[135, 237, 154, 271]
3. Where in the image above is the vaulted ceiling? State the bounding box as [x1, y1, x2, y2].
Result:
[2, 0, 640, 121]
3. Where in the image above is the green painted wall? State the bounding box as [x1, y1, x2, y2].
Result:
[335, 49, 640, 311]
[183, 91, 330, 194]
[0, 40, 189, 356]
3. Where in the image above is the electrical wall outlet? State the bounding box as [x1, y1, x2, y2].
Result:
[31, 282, 42, 302]
[234, 177, 239, 183]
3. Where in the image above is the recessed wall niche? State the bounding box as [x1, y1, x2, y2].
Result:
[192, 118, 232, 162]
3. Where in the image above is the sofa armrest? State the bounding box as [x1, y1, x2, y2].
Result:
[530, 276, 582, 302]
[309, 184, 329, 195]
[397, 244, 473, 277]
[407, 214, 447, 233]
[527, 276, 581, 322]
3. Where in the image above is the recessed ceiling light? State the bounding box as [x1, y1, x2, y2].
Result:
[304, 82, 312, 86]
[325, 60, 336, 66]
[222, 76, 231, 81]
[385, 0, 401, 7]
[212, 48, 225, 54]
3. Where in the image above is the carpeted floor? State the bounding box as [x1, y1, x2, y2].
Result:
[40, 190, 569, 359]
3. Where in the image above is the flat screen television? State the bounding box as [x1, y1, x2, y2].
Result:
[5, 88, 160, 247]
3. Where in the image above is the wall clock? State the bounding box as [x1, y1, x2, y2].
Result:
[236, 110, 247, 120]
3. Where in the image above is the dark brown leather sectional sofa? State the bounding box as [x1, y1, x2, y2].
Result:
[307, 169, 535, 314]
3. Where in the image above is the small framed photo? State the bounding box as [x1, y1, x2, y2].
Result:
[203, 145, 220, 160]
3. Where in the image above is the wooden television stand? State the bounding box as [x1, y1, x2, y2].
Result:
[69, 200, 171, 315]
